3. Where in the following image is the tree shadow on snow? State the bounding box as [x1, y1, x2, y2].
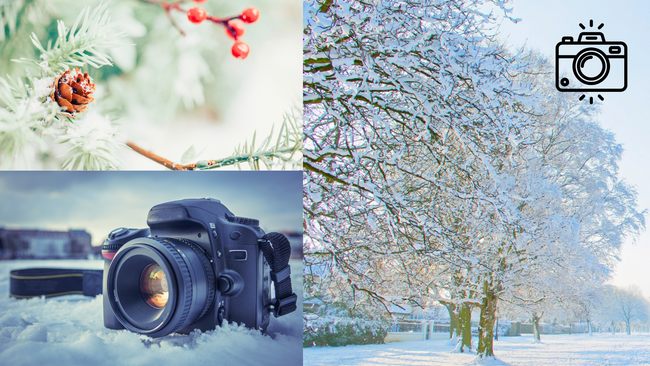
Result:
[446, 338, 514, 366]
[469, 356, 514, 366]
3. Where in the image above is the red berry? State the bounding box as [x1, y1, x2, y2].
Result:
[187, 7, 207, 24]
[240, 7, 259, 24]
[226, 20, 246, 40]
[192, 0, 208, 2]
[231, 41, 250, 59]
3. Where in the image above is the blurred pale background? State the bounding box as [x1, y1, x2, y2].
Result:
[0, 171, 302, 245]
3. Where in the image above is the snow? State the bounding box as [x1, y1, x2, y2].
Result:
[303, 334, 650, 365]
[60, 110, 118, 152]
[31, 76, 54, 99]
[0, 259, 302, 366]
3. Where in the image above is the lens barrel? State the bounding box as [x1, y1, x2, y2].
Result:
[106, 237, 215, 338]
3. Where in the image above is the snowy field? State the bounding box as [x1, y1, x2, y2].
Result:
[0, 259, 302, 366]
[304, 333, 650, 365]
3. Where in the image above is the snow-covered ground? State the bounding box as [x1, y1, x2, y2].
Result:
[0, 259, 302, 366]
[304, 333, 650, 365]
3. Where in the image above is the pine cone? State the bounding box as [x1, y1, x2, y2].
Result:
[50, 68, 95, 116]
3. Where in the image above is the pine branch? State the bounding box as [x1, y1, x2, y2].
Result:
[127, 110, 303, 170]
[13, 1, 120, 73]
[0, 75, 59, 166]
[0, 0, 23, 41]
[0, 2, 122, 169]
[56, 111, 122, 170]
[0, 0, 50, 75]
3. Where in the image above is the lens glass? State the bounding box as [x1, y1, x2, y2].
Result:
[140, 264, 169, 308]
[573, 48, 609, 85]
[578, 54, 604, 79]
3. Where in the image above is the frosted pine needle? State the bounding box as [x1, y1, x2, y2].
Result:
[58, 111, 121, 170]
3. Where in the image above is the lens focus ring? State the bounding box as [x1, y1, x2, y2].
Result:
[177, 238, 215, 320]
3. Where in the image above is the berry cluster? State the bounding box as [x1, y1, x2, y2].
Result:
[152, 0, 259, 59]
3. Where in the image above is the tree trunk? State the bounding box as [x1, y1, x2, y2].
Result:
[459, 304, 472, 352]
[495, 317, 499, 341]
[532, 313, 541, 342]
[477, 281, 497, 358]
[626, 319, 631, 335]
[587, 320, 592, 336]
[444, 303, 460, 340]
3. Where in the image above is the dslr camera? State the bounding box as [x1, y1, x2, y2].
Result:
[101, 198, 297, 338]
[555, 32, 627, 92]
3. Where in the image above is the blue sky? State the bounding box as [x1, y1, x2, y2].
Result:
[0, 171, 302, 246]
[496, 0, 650, 296]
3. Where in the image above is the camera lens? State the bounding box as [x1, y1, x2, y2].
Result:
[140, 264, 169, 308]
[106, 237, 216, 338]
[573, 47, 610, 86]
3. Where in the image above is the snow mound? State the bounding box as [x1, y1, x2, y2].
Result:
[467, 357, 510, 366]
[0, 315, 47, 343]
[0, 260, 302, 366]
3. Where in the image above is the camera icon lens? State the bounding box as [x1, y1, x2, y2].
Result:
[555, 32, 627, 92]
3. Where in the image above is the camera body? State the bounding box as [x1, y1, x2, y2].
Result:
[555, 32, 627, 92]
[102, 198, 277, 338]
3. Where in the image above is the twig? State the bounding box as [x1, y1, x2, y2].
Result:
[163, 3, 186, 37]
[126, 110, 301, 170]
[126, 141, 193, 170]
[126, 141, 300, 170]
[139, 0, 245, 37]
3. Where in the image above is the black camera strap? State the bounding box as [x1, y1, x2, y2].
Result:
[259, 232, 297, 317]
[10, 268, 103, 299]
[10, 233, 298, 319]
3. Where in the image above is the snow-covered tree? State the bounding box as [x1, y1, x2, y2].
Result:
[304, 0, 540, 357]
[496, 55, 645, 343]
[601, 285, 650, 335]
[303, 0, 645, 360]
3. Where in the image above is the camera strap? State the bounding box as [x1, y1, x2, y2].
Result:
[10, 233, 298, 318]
[259, 232, 297, 317]
[9, 268, 103, 299]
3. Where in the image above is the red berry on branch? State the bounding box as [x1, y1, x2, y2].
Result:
[226, 20, 246, 40]
[187, 7, 208, 24]
[240, 7, 259, 24]
[231, 41, 250, 59]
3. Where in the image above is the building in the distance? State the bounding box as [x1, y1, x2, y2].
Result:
[0, 228, 92, 259]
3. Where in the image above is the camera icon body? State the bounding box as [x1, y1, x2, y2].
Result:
[556, 32, 627, 92]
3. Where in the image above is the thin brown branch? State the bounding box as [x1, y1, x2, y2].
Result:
[126, 141, 222, 170]
[126, 141, 189, 170]
[138, 0, 244, 37]
[164, 6, 186, 37]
